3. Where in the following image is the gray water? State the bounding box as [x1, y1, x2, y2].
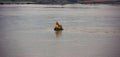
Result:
[0, 4, 120, 57]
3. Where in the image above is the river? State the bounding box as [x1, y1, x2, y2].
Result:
[0, 4, 120, 57]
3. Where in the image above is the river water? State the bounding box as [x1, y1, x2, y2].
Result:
[0, 4, 120, 57]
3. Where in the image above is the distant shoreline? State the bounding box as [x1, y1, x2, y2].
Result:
[0, 1, 120, 5]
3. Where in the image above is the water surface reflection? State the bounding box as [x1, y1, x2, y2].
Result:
[55, 30, 62, 38]
[0, 4, 120, 57]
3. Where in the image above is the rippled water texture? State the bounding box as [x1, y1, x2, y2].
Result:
[0, 4, 120, 57]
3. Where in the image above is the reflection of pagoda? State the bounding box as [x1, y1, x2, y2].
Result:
[55, 30, 62, 38]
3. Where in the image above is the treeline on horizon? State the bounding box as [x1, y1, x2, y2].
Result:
[0, 0, 120, 4]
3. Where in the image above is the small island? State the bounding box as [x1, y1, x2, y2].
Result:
[0, 0, 120, 5]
